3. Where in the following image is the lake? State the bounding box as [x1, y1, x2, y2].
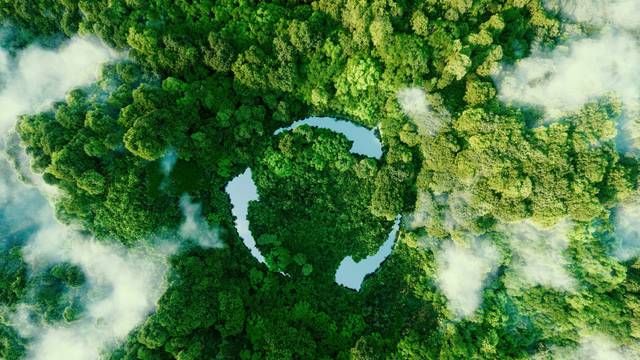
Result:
[226, 117, 400, 290]
[274, 116, 383, 159]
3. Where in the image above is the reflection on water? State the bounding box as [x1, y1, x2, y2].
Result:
[274, 116, 383, 159]
[335, 216, 401, 290]
[225, 168, 266, 264]
[227, 117, 399, 290]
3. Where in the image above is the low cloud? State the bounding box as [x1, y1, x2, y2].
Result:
[0, 35, 116, 232]
[0, 158, 50, 240]
[0, 47, 8, 78]
[158, 148, 178, 190]
[443, 191, 487, 235]
[545, 333, 640, 360]
[12, 222, 175, 360]
[1, 149, 176, 360]
[613, 202, 640, 261]
[502, 220, 576, 291]
[545, 0, 640, 30]
[495, 1, 640, 154]
[397, 87, 450, 136]
[179, 194, 223, 249]
[0, 36, 118, 132]
[160, 148, 178, 177]
[0, 34, 175, 359]
[407, 191, 439, 230]
[495, 32, 640, 120]
[436, 239, 501, 318]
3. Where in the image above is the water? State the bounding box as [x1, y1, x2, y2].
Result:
[225, 168, 266, 264]
[226, 117, 399, 289]
[335, 216, 401, 290]
[274, 116, 383, 159]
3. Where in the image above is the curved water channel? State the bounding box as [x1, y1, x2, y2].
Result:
[225, 117, 401, 290]
[274, 117, 383, 159]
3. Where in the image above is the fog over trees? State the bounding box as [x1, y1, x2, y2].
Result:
[0, 0, 640, 359]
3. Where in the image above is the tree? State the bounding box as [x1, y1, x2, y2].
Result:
[0, 248, 26, 307]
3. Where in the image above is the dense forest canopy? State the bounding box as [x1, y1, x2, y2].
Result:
[0, 0, 640, 359]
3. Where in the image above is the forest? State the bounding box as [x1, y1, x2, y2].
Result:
[1, 0, 640, 359]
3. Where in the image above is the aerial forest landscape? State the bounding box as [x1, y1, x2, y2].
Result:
[1, 0, 640, 359]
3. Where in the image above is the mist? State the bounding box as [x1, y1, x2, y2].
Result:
[0, 157, 49, 245]
[546, 334, 640, 360]
[495, 1, 640, 153]
[0, 35, 114, 241]
[160, 148, 178, 177]
[502, 220, 576, 291]
[545, 0, 640, 30]
[495, 32, 640, 120]
[613, 202, 640, 261]
[435, 239, 501, 318]
[179, 194, 224, 249]
[11, 222, 175, 360]
[0, 47, 7, 71]
[0, 36, 118, 132]
[0, 35, 175, 359]
[494, 0, 640, 259]
[407, 190, 438, 230]
[397, 87, 450, 136]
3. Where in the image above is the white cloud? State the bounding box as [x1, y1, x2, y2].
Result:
[0, 35, 174, 360]
[407, 190, 437, 230]
[158, 148, 178, 190]
[0, 158, 50, 232]
[0, 36, 118, 132]
[502, 220, 576, 290]
[436, 239, 501, 318]
[545, 0, 640, 31]
[547, 334, 640, 360]
[443, 191, 486, 234]
[494, 0, 640, 266]
[179, 194, 223, 249]
[495, 0, 640, 154]
[397, 87, 450, 136]
[613, 202, 640, 261]
[495, 32, 640, 120]
[13, 223, 175, 360]
[160, 148, 177, 176]
[0, 48, 8, 76]
[0, 35, 115, 237]
[1, 157, 175, 360]
[491, 0, 640, 166]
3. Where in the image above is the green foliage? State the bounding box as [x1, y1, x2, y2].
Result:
[413, 100, 633, 227]
[0, 324, 25, 360]
[6, 0, 639, 359]
[250, 127, 393, 279]
[50, 262, 85, 288]
[0, 247, 26, 307]
[29, 262, 86, 324]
